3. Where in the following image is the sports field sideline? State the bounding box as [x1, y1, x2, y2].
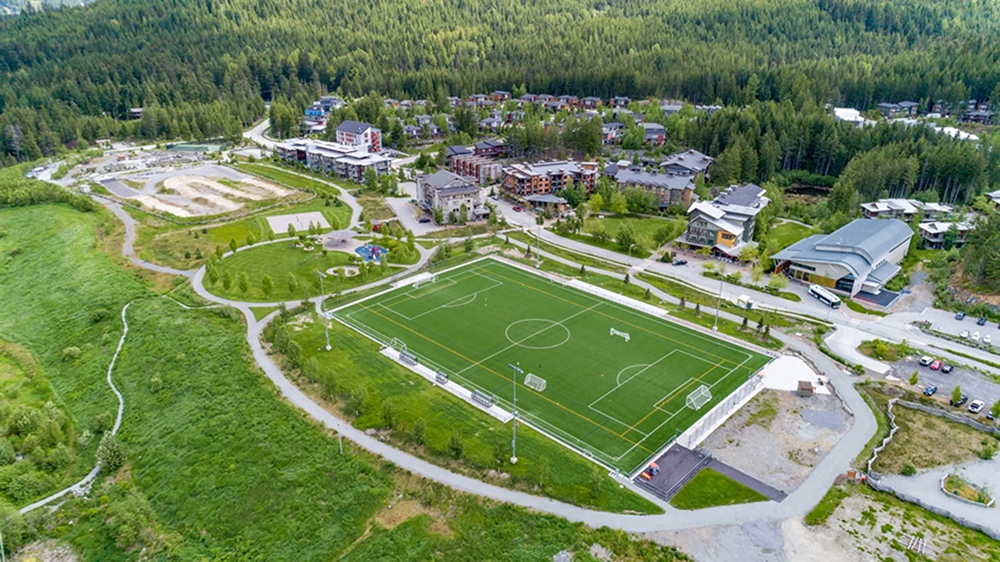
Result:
[331, 258, 772, 473]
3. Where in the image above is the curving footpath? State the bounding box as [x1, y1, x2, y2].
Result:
[88, 191, 880, 532]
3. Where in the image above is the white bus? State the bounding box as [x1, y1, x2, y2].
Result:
[808, 284, 841, 308]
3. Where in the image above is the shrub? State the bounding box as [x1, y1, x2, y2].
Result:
[98, 433, 125, 473]
[381, 400, 395, 430]
[93, 411, 113, 433]
[980, 439, 998, 460]
[61, 346, 81, 361]
[901, 462, 917, 476]
[90, 308, 110, 324]
[447, 432, 464, 459]
[412, 419, 426, 445]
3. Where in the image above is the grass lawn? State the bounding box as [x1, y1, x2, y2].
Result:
[206, 242, 397, 302]
[583, 215, 686, 251]
[554, 230, 653, 259]
[278, 313, 662, 514]
[669, 468, 768, 510]
[0, 204, 390, 559]
[421, 223, 491, 239]
[333, 258, 771, 473]
[844, 298, 888, 317]
[766, 221, 816, 252]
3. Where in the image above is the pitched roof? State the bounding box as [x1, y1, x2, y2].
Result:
[336, 120, 374, 134]
[421, 170, 478, 194]
[614, 169, 694, 191]
[773, 219, 913, 278]
[660, 149, 713, 173]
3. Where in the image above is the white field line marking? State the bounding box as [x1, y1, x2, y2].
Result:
[382, 275, 504, 322]
[454, 303, 602, 376]
[616, 363, 649, 386]
[614, 352, 757, 461]
[587, 351, 678, 434]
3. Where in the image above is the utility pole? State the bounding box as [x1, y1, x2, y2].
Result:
[534, 216, 542, 268]
[508, 362, 523, 464]
[317, 270, 331, 351]
[713, 277, 723, 331]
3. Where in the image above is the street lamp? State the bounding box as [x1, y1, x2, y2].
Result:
[507, 362, 523, 464]
[628, 243, 637, 265]
[317, 270, 331, 351]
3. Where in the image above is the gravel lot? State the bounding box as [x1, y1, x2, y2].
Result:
[700, 390, 852, 492]
[889, 356, 1000, 413]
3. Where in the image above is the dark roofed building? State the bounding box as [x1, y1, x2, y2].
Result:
[660, 149, 713, 176]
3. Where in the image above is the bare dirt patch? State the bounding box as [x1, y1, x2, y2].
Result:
[701, 390, 852, 491]
[374, 499, 452, 536]
[11, 540, 80, 562]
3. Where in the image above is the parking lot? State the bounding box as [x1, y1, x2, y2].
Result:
[921, 308, 1000, 344]
[891, 356, 1000, 416]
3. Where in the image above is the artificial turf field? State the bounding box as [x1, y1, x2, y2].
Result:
[332, 258, 771, 473]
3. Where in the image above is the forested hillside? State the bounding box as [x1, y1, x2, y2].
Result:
[0, 0, 999, 163]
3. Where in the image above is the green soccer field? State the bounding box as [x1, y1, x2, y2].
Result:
[332, 258, 772, 473]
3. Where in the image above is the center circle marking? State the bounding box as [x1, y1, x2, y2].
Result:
[504, 318, 571, 349]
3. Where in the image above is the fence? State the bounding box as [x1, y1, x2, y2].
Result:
[897, 400, 1000, 437]
[867, 476, 1000, 540]
[676, 374, 764, 451]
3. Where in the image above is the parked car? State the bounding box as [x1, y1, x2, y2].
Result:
[969, 400, 986, 414]
[961, 330, 970, 339]
[672, 259, 688, 266]
[923, 385, 938, 396]
[418, 217, 431, 223]
[956, 311, 966, 320]
[942, 364, 953, 373]
[973, 331, 981, 341]
[978, 316, 987, 326]
[930, 360, 942, 370]
[951, 395, 969, 407]
[986, 335, 993, 345]
[919, 356, 934, 366]
[512, 205, 522, 212]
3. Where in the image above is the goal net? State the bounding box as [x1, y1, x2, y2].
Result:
[686, 385, 712, 411]
[387, 338, 407, 354]
[524, 373, 547, 392]
[610, 328, 631, 342]
[413, 274, 438, 289]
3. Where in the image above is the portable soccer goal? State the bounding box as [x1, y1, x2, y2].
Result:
[686, 385, 712, 411]
[413, 274, 438, 289]
[609, 328, 631, 342]
[387, 337, 408, 354]
[524, 373, 547, 392]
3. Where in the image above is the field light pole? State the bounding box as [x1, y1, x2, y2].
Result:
[713, 278, 723, 331]
[316, 270, 331, 351]
[508, 362, 523, 464]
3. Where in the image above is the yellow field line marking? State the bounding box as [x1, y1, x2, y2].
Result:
[625, 360, 724, 436]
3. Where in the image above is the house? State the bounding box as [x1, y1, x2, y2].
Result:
[660, 100, 684, 116]
[491, 91, 511, 102]
[682, 184, 770, 257]
[519, 94, 538, 105]
[988, 189, 1000, 208]
[469, 94, 489, 107]
[641, 123, 667, 146]
[399, 100, 413, 111]
[695, 104, 722, 115]
[557, 95, 579, 107]
[319, 96, 345, 111]
[305, 102, 326, 120]
[918, 221, 974, 249]
[612, 96, 630, 108]
[415, 114, 433, 127]
[416, 170, 486, 222]
[335, 120, 381, 152]
[772, 219, 913, 296]
[505, 111, 525, 125]
[536, 94, 554, 104]
[614, 108, 640, 124]
[384, 99, 399, 109]
[129, 108, 143, 119]
[581, 96, 602, 109]
[660, 149, 713, 177]
[877, 102, 918, 118]
[403, 125, 423, 139]
[614, 169, 697, 209]
[445, 145, 472, 164]
[451, 153, 502, 186]
[474, 139, 505, 158]
[479, 116, 503, 132]
[860, 198, 953, 221]
[544, 101, 569, 112]
[524, 194, 568, 214]
[276, 138, 392, 182]
[602, 122, 625, 144]
[501, 160, 598, 197]
[447, 96, 462, 108]
[962, 109, 994, 125]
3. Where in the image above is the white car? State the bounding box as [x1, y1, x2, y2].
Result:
[973, 331, 981, 341]
[918, 356, 934, 366]
[969, 400, 986, 414]
[961, 330, 970, 339]
[986, 334, 993, 345]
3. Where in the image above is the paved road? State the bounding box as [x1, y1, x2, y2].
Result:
[95, 197, 196, 277]
[90, 193, 878, 529]
[243, 118, 277, 150]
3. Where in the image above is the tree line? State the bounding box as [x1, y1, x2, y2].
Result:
[1, 0, 1000, 163]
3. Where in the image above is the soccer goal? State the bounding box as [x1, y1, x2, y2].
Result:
[387, 337, 408, 354]
[524, 373, 547, 392]
[413, 274, 438, 289]
[610, 328, 631, 342]
[686, 385, 712, 411]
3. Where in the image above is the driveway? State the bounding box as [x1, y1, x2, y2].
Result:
[386, 197, 441, 236]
